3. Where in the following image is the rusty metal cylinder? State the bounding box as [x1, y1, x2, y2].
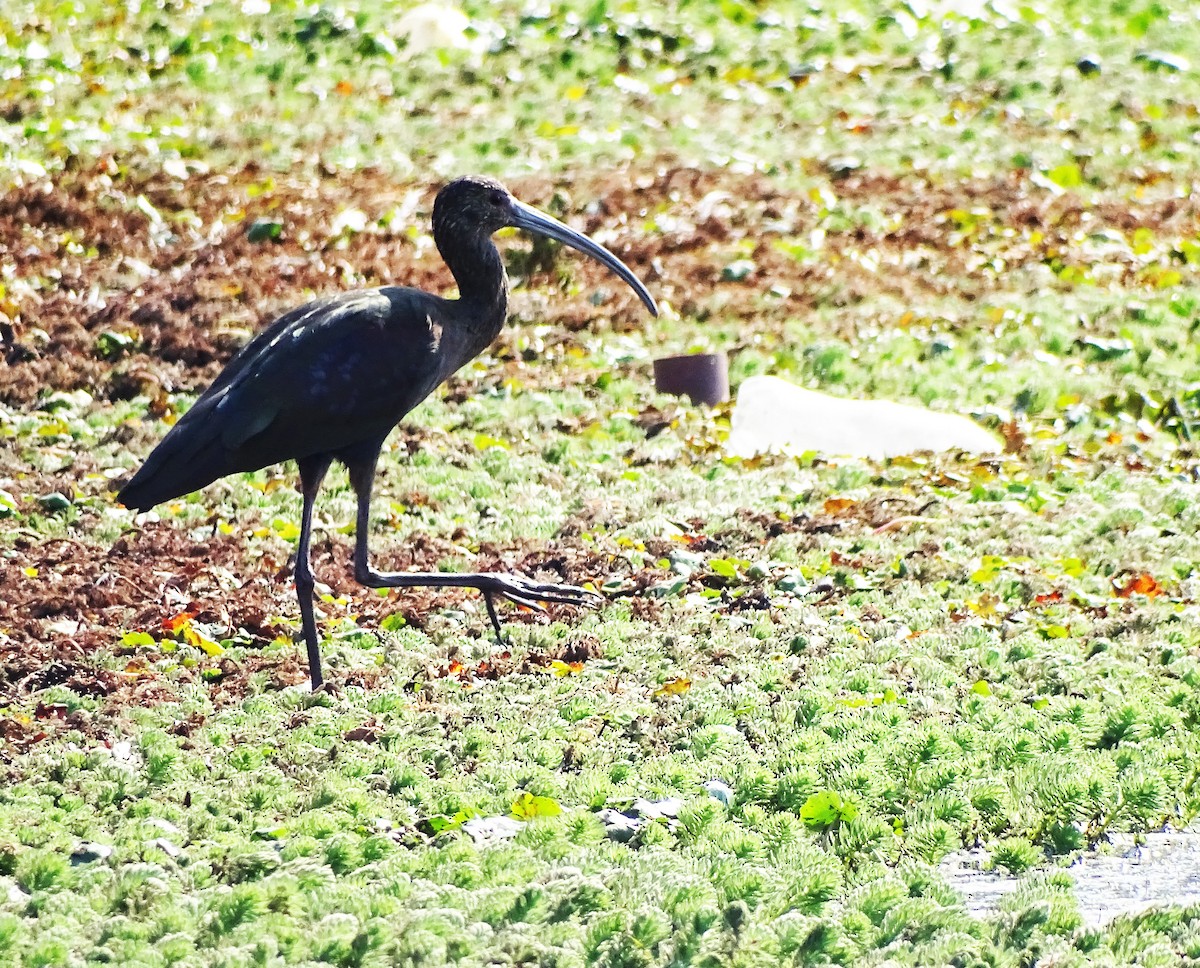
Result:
[653, 352, 729, 406]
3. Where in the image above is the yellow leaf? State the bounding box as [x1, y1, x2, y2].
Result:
[1130, 227, 1155, 255]
[183, 625, 225, 656]
[473, 433, 509, 451]
[1046, 163, 1083, 189]
[1144, 266, 1182, 288]
[250, 476, 288, 494]
[1056, 557, 1086, 578]
[510, 792, 563, 820]
[549, 660, 583, 677]
[38, 419, 70, 436]
[970, 555, 1005, 583]
[654, 677, 691, 697]
[273, 519, 301, 541]
[967, 592, 1001, 618]
[564, 84, 587, 100]
[809, 186, 838, 210]
[23, 567, 38, 578]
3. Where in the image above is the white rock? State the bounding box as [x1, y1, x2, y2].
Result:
[70, 842, 114, 864]
[597, 809, 643, 842]
[631, 797, 684, 820]
[726, 375, 1001, 460]
[703, 780, 734, 808]
[152, 838, 181, 858]
[462, 815, 523, 844]
[395, 4, 474, 55]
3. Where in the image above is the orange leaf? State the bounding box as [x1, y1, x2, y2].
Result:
[1034, 590, 1064, 604]
[823, 498, 856, 515]
[161, 609, 195, 634]
[1115, 573, 1163, 598]
[335, 80, 354, 95]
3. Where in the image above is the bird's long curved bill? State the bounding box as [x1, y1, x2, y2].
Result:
[510, 200, 659, 317]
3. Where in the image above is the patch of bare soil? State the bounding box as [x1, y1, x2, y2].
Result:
[0, 515, 618, 750]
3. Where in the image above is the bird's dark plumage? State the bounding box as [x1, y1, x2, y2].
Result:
[118, 175, 657, 688]
[119, 288, 455, 510]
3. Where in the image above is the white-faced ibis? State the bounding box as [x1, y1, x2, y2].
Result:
[118, 175, 658, 688]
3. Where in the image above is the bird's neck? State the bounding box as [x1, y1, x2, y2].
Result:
[439, 233, 509, 337]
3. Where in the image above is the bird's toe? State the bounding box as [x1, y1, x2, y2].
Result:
[486, 575, 603, 610]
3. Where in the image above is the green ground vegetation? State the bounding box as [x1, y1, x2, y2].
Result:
[4, 0, 1200, 965]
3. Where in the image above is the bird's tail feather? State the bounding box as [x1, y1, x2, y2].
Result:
[117, 420, 234, 512]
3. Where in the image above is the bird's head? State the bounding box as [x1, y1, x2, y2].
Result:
[433, 175, 658, 317]
[433, 175, 520, 236]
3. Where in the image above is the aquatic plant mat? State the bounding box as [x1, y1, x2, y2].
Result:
[4, 1, 1200, 964]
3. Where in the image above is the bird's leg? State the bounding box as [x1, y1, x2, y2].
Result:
[295, 456, 332, 689]
[482, 592, 503, 645]
[345, 458, 603, 638]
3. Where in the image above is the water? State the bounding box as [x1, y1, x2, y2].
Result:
[942, 832, 1200, 926]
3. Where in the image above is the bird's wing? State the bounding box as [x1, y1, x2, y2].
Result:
[204, 288, 449, 461]
[120, 288, 451, 509]
[199, 289, 382, 403]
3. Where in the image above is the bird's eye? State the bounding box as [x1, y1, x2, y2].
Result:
[489, 192, 505, 207]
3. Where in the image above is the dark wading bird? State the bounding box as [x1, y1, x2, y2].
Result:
[118, 176, 658, 689]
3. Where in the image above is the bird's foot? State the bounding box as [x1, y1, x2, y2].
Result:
[476, 575, 603, 645]
[474, 573, 604, 610]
